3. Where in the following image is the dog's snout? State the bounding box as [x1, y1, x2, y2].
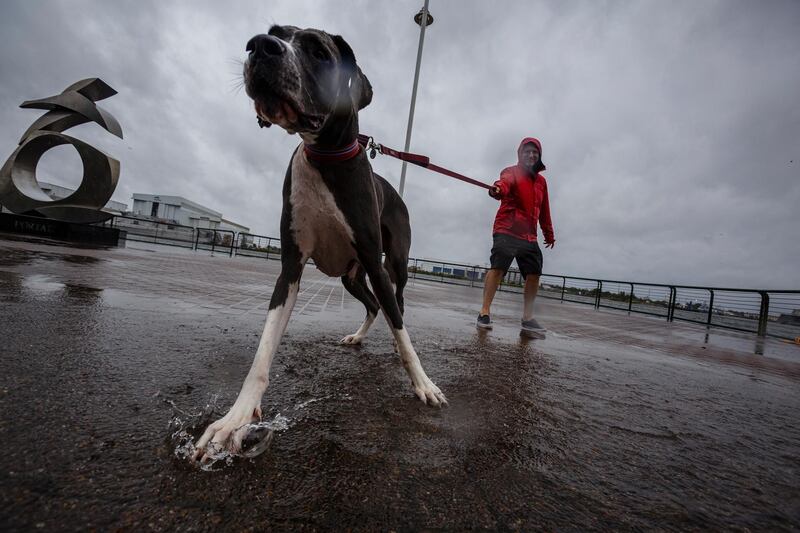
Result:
[246, 34, 285, 57]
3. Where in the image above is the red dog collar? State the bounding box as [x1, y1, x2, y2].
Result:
[303, 139, 361, 163]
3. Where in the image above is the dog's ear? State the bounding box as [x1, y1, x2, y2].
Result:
[332, 34, 373, 111]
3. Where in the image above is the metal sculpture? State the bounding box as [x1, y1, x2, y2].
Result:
[0, 78, 123, 223]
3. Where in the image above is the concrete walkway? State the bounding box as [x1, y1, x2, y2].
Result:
[1, 236, 798, 531]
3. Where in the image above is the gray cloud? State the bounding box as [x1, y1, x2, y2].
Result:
[1, 0, 798, 288]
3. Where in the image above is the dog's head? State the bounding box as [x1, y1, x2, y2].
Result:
[244, 25, 373, 137]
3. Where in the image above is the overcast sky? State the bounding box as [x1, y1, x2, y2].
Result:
[1, 0, 798, 289]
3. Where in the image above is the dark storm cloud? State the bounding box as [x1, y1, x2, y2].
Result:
[1, 0, 797, 288]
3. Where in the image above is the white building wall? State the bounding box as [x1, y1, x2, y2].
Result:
[161, 204, 177, 221]
[131, 193, 243, 232]
[219, 219, 250, 234]
[180, 204, 220, 229]
[132, 199, 149, 216]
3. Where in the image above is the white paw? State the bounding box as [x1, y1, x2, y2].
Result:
[192, 402, 262, 463]
[340, 334, 364, 345]
[413, 379, 448, 408]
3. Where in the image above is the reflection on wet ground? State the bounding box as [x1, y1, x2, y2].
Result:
[1, 238, 799, 531]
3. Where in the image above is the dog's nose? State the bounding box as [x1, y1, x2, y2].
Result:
[246, 34, 285, 57]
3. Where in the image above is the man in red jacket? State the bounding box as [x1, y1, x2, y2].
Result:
[477, 137, 555, 336]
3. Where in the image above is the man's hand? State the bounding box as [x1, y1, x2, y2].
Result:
[488, 186, 501, 199]
[544, 239, 556, 249]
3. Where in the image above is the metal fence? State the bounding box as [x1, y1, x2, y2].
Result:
[104, 215, 800, 341]
[103, 215, 236, 256]
[234, 232, 281, 261]
[408, 261, 800, 341]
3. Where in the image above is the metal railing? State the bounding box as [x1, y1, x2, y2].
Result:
[234, 232, 281, 261]
[101, 215, 800, 341]
[103, 215, 236, 256]
[194, 227, 236, 256]
[408, 258, 488, 288]
[400, 256, 799, 340]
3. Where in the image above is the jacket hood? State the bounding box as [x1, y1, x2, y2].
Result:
[517, 137, 546, 173]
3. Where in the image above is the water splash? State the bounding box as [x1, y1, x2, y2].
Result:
[167, 396, 293, 470]
[293, 397, 323, 410]
[240, 414, 289, 459]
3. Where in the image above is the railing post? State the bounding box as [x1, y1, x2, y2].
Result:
[229, 232, 235, 257]
[560, 277, 566, 302]
[211, 230, 216, 254]
[668, 287, 676, 321]
[413, 258, 418, 280]
[707, 289, 715, 325]
[667, 287, 672, 321]
[595, 280, 602, 309]
[628, 283, 634, 313]
[757, 291, 769, 337]
[265, 237, 271, 261]
[193, 229, 199, 251]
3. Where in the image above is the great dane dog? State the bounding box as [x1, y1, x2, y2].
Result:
[194, 25, 447, 462]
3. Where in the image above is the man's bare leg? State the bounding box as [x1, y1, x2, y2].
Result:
[522, 274, 541, 321]
[480, 268, 505, 316]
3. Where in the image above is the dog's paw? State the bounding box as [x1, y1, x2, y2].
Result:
[192, 402, 262, 464]
[340, 333, 364, 345]
[414, 379, 448, 408]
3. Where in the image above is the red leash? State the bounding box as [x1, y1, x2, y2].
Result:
[357, 134, 492, 190]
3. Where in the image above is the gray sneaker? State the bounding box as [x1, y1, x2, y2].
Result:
[476, 314, 492, 330]
[521, 318, 546, 337]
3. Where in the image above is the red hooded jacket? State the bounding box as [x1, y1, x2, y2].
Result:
[492, 137, 555, 243]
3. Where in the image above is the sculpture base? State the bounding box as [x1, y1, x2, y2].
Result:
[0, 212, 122, 247]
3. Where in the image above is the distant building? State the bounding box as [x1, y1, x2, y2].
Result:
[0, 180, 128, 215]
[131, 193, 249, 234]
[220, 218, 250, 234]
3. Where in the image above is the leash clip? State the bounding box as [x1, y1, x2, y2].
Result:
[357, 133, 380, 159]
[366, 137, 379, 159]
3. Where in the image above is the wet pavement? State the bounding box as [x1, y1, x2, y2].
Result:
[1, 236, 799, 531]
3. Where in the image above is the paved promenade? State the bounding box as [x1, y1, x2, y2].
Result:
[1, 236, 798, 531]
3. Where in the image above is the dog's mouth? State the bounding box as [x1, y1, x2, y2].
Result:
[246, 73, 325, 134]
[252, 92, 326, 134]
[254, 97, 297, 129]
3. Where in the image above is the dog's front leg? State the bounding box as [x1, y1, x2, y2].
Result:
[193, 257, 305, 462]
[359, 256, 447, 407]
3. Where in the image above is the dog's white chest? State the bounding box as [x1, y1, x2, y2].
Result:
[290, 150, 357, 276]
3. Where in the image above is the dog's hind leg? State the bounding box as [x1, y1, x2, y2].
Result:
[379, 202, 411, 310]
[359, 253, 447, 407]
[340, 265, 380, 345]
[381, 221, 410, 353]
[194, 246, 306, 462]
[383, 252, 409, 317]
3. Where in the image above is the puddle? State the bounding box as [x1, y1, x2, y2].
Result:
[22, 274, 65, 293]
